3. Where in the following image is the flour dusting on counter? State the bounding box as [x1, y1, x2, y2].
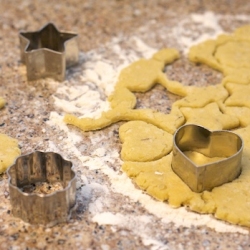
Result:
[92, 212, 167, 250]
[53, 85, 110, 119]
[45, 12, 250, 249]
[172, 11, 250, 53]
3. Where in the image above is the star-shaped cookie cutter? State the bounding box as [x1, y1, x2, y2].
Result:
[7, 151, 76, 227]
[19, 23, 79, 81]
[171, 124, 243, 192]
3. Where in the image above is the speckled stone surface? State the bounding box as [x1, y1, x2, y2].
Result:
[1, 0, 250, 249]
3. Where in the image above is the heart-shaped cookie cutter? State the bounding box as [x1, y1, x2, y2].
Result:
[7, 151, 76, 227]
[171, 124, 243, 192]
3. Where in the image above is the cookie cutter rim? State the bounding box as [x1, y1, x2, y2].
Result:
[171, 124, 243, 193]
[7, 151, 77, 227]
[19, 22, 79, 81]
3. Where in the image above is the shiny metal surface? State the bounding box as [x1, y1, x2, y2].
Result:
[171, 124, 243, 193]
[19, 23, 79, 81]
[7, 151, 76, 227]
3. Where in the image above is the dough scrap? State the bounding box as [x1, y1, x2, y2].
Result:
[0, 97, 5, 109]
[65, 107, 185, 134]
[0, 133, 21, 173]
[65, 25, 250, 227]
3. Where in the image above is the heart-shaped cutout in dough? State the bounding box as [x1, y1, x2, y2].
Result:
[171, 124, 243, 192]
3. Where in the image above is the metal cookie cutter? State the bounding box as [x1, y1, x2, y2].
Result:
[19, 23, 79, 81]
[171, 124, 243, 193]
[7, 151, 76, 227]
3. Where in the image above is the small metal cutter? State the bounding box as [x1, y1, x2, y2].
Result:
[7, 151, 76, 227]
[19, 23, 79, 81]
[171, 124, 243, 193]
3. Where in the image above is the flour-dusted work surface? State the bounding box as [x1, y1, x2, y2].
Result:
[1, 0, 250, 249]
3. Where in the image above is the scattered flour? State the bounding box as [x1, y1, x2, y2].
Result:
[171, 11, 223, 54]
[53, 85, 110, 119]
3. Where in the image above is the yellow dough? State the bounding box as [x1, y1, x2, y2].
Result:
[188, 25, 250, 86]
[0, 133, 21, 173]
[0, 97, 5, 109]
[65, 25, 250, 227]
[65, 107, 185, 134]
[0, 99, 20, 173]
[119, 121, 173, 162]
[219, 104, 250, 127]
[180, 102, 239, 130]
[215, 41, 250, 69]
[224, 83, 250, 108]
[122, 154, 213, 210]
[173, 84, 228, 109]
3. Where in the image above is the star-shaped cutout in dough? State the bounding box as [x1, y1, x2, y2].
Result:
[20, 23, 79, 81]
[180, 102, 239, 130]
[173, 84, 228, 109]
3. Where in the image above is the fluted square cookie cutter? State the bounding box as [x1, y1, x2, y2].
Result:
[7, 151, 76, 227]
[171, 124, 243, 193]
[19, 23, 79, 81]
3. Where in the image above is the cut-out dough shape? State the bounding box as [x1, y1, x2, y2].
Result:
[0, 133, 21, 173]
[64, 25, 250, 227]
[119, 121, 172, 162]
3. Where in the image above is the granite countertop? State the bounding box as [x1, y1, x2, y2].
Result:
[1, 0, 250, 249]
